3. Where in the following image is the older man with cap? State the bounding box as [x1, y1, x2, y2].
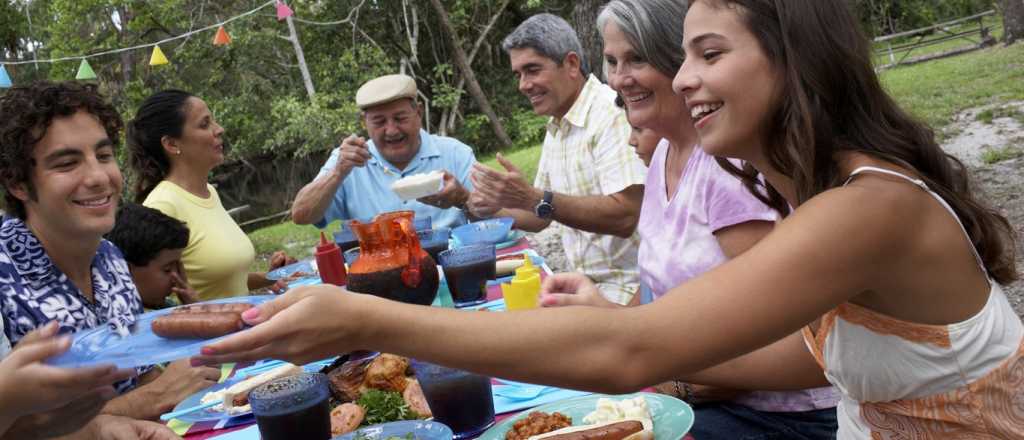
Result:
[291, 74, 476, 230]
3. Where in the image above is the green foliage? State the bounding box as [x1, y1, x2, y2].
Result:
[981, 146, 1024, 164]
[356, 389, 420, 426]
[976, 106, 1024, 125]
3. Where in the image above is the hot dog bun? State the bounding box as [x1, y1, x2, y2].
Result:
[526, 419, 652, 440]
[222, 364, 303, 410]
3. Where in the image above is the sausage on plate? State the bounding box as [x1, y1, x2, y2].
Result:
[151, 311, 245, 339]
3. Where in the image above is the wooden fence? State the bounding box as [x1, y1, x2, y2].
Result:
[874, 10, 997, 70]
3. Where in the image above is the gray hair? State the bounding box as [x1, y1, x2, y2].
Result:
[596, 0, 687, 78]
[502, 13, 588, 75]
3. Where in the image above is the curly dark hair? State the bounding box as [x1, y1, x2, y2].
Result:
[105, 203, 190, 266]
[126, 90, 193, 202]
[0, 81, 123, 219]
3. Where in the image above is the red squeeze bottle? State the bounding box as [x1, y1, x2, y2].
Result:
[315, 231, 347, 286]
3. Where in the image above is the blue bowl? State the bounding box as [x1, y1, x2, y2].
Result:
[452, 217, 514, 246]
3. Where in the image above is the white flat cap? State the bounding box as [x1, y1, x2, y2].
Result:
[355, 74, 418, 110]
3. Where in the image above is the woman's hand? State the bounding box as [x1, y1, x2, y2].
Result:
[192, 285, 358, 366]
[269, 251, 297, 270]
[539, 273, 620, 308]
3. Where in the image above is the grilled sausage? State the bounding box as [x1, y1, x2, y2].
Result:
[151, 311, 245, 339]
[171, 303, 253, 315]
[538, 421, 645, 440]
[330, 403, 365, 436]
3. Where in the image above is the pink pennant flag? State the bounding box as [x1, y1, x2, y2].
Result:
[276, 1, 294, 21]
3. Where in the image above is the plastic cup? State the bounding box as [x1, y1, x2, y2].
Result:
[249, 372, 332, 440]
[418, 228, 451, 262]
[438, 244, 495, 308]
[411, 360, 495, 439]
[344, 247, 361, 265]
[414, 215, 433, 232]
[333, 228, 360, 252]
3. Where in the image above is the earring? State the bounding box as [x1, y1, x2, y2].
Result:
[175, 150, 182, 155]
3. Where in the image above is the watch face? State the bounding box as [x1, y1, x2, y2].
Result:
[536, 203, 554, 218]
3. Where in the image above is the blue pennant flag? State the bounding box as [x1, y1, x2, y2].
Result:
[0, 65, 11, 88]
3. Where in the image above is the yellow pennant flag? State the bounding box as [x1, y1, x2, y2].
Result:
[150, 45, 169, 66]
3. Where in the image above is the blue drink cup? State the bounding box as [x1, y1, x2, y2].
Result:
[418, 228, 451, 262]
[438, 244, 496, 308]
[411, 360, 495, 439]
[249, 372, 332, 440]
[344, 247, 361, 265]
[414, 215, 433, 232]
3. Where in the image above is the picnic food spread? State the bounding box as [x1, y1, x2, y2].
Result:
[508, 397, 654, 440]
[320, 353, 433, 436]
[151, 303, 253, 339]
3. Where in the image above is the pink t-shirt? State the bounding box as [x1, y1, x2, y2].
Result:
[637, 141, 839, 412]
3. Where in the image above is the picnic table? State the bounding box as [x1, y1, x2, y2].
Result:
[173, 236, 695, 440]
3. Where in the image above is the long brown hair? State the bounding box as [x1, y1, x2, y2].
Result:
[694, 0, 1017, 283]
[126, 90, 193, 202]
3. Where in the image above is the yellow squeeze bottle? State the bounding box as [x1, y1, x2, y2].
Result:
[501, 255, 541, 310]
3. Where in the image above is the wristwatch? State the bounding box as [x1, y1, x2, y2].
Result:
[534, 190, 555, 219]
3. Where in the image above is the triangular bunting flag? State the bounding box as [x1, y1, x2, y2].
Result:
[213, 26, 232, 46]
[75, 59, 97, 80]
[0, 65, 11, 88]
[276, 1, 294, 21]
[150, 45, 169, 66]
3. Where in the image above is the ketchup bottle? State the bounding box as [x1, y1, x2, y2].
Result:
[315, 231, 347, 286]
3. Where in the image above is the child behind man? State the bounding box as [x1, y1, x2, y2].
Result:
[106, 203, 198, 310]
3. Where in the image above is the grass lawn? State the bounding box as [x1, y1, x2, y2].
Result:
[248, 42, 1024, 269]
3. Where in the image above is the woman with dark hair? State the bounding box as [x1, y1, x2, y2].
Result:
[546, 1, 839, 438]
[194, 1, 1021, 437]
[127, 91, 287, 300]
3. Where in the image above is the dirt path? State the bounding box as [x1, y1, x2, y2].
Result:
[528, 103, 1024, 318]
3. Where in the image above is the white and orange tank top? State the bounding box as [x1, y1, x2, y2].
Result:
[801, 166, 1024, 439]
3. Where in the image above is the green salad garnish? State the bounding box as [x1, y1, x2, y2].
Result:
[356, 389, 421, 426]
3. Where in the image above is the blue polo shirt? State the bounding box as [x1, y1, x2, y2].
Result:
[314, 129, 477, 230]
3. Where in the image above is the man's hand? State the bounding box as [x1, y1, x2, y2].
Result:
[83, 415, 182, 440]
[334, 134, 373, 176]
[127, 360, 220, 416]
[471, 154, 542, 212]
[269, 251, 298, 270]
[466, 192, 502, 219]
[418, 172, 469, 209]
[0, 322, 129, 419]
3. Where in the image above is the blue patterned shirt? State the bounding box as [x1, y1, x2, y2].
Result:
[0, 216, 146, 392]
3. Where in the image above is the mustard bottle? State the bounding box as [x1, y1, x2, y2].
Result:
[501, 255, 541, 310]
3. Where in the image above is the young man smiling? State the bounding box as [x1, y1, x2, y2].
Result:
[291, 74, 478, 230]
[469, 14, 647, 305]
[0, 81, 219, 422]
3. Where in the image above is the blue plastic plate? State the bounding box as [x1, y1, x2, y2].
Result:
[334, 420, 454, 440]
[47, 296, 275, 369]
[266, 259, 316, 281]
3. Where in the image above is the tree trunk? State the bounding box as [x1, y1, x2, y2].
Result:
[426, 0, 513, 148]
[571, 0, 607, 81]
[1004, 0, 1024, 45]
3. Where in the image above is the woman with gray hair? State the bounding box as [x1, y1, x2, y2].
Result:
[539, 1, 839, 438]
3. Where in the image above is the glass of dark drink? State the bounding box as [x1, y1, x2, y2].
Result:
[438, 244, 496, 308]
[418, 228, 451, 261]
[249, 372, 332, 440]
[344, 247, 361, 265]
[410, 359, 495, 440]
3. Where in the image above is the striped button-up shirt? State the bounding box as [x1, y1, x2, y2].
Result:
[534, 75, 646, 304]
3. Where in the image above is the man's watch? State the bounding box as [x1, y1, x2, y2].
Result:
[534, 190, 555, 219]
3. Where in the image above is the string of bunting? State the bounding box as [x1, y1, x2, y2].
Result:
[1, 1, 297, 87]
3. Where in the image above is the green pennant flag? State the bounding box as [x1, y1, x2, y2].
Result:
[76, 59, 97, 80]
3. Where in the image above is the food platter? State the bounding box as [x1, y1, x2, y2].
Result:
[47, 296, 275, 369]
[477, 392, 693, 440]
[266, 259, 316, 281]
